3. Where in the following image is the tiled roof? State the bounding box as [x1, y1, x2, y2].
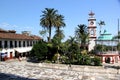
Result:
[0, 29, 41, 40]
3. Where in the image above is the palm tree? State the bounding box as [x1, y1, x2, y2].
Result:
[40, 8, 58, 42]
[54, 14, 66, 42]
[66, 36, 79, 65]
[39, 29, 48, 41]
[67, 36, 76, 45]
[75, 24, 89, 50]
[53, 29, 65, 41]
[54, 14, 66, 33]
[98, 21, 105, 35]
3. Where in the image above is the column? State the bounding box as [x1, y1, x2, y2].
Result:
[7, 40, 10, 48]
[102, 56, 105, 63]
[12, 41, 15, 48]
[2, 40, 4, 49]
[29, 41, 30, 47]
[110, 57, 112, 64]
[21, 40, 23, 47]
[112, 56, 114, 64]
[31, 41, 33, 46]
[17, 40, 19, 47]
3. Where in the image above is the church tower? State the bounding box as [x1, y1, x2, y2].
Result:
[88, 11, 97, 51]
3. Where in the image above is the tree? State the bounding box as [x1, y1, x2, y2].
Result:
[53, 14, 65, 42]
[54, 14, 66, 34]
[75, 24, 89, 50]
[40, 8, 58, 42]
[39, 29, 48, 41]
[65, 36, 80, 64]
[98, 21, 105, 35]
[30, 41, 48, 61]
[53, 29, 65, 43]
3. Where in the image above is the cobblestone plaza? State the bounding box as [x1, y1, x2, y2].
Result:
[0, 60, 120, 80]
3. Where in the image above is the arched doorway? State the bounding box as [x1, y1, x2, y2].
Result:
[10, 52, 13, 59]
[105, 57, 110, 63]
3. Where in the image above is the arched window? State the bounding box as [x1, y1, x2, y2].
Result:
[15, 41, 17, 47]
[4, 41, 7, 48]
[19, 41, 21, 47]
[10, 41, 13, 48]
[23, 41, 25, 47]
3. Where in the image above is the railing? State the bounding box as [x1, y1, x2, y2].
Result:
[96, 51, 119, 55]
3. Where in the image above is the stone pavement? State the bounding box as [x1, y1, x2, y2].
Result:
[0, 59, 120, 80]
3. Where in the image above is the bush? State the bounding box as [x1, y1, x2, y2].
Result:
[77, 54, 91, 65]
[30, 40, 48, 61]
[59, 55, 68, 64]
[52, 52, 60, 63]
[91, 56, 101, 66]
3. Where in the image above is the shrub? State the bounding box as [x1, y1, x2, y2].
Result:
[77, 54, 91, 65]
[30, 40, 48, 61]
[52, 52, 60, 63]
[91, 56, 101, 66]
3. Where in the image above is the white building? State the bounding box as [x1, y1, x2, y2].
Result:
[0, 29, 41, 60]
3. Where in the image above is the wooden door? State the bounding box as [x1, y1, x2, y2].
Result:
[10, 52, 13, 59]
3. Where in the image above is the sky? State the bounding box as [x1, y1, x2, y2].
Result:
[0, 0, 120, 41]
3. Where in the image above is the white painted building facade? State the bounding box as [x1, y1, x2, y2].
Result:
[0, 29, 41, 60]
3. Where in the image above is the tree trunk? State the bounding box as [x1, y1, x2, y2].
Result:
[58, 27, 60, 37]
[48, 26, 51, 42]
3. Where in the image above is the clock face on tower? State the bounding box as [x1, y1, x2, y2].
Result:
[90, 21, 94, 25]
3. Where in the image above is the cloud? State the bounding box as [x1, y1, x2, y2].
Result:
[18, 26, 33, 31]
[0, 22, 33, 31]
[0, 22, 36, 34]
[0, 22, 18, 30]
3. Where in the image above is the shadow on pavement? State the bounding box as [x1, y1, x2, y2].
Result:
[0, 73, 37, 80]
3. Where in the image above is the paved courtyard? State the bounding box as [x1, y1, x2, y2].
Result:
[0, 59, 120, 80]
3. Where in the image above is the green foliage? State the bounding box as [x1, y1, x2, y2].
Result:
[81, 50, 88, 55]
[53, 29, 65, 43]
[39, 29, 48, 40]
[98, 20, 105, 34]
[117, 42, 120, 51]
[52, 52, 60, 63]
[91, 56, 101, 66]
[95, 44, 116, 52]
[40, 8, 65, 42]
[77, 54, 91, 65]
[95, 44, 103, 51]
[30, 40, 48, 61]
[60, 55, 68, 64]
[75, 24, 89, 49]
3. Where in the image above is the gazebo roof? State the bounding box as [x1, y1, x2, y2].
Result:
[98, 30, 113, 40]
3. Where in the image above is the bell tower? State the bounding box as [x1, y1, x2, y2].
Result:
[88, 11, 97, 51]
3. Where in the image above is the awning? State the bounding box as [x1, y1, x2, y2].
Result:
[14, 47, 32, 53]
[0, 49, 7, 53]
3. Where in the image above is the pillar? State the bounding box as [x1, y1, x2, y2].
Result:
[21, 40, 23, 47]
[12, 41, 15, 48]
[7, 40, 10, 48]
[2, 40, 4, 49]
[112, 56, 114, 64]
[102, 56, 105, 63]
[17, 40, 19, 47]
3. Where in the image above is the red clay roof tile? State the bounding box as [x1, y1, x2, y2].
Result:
[0, 30, 41, 40]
